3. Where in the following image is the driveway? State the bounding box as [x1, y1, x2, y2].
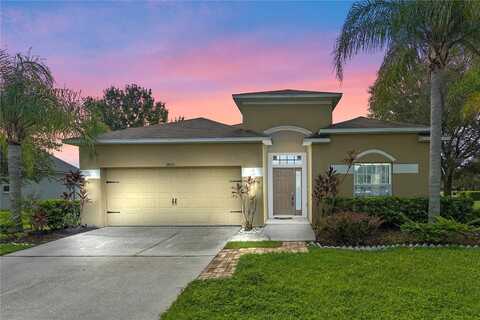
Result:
[0, 226, 239, 320]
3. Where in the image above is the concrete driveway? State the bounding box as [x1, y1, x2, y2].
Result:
[0, 226, 238, 320]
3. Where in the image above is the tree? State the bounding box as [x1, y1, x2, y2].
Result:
[85, 84, 168, 130]
[0, 50, 102, 232]
[333, 0, 480, 221]
[369, 54, 480, 195]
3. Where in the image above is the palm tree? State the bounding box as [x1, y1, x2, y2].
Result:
[0, 50, 70, 232]
[333, 0, 480, 221]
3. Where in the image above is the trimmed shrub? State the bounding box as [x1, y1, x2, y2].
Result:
[329, 196, 475, 226]
[454, 191, 480, 201]
[316, 211, 384, 246]
[37, 200, 81, 230]
[401, 216, 480, 244]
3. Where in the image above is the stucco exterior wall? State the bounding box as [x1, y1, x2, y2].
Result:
[312, 133, 429, 197]
[0, 174, 67, 210]
[238, 104, 333, 133]
[80, 143, 263, 169]
[79, 143, 265, 226]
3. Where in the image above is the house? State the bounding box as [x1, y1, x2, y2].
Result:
[69, 89, 430, 227]
[0, 155, 78, 210]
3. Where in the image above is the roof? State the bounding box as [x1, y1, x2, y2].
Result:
[51, 155, 78, 172]
[69, 118, 269, 145]
[232, 89, 343, 110]
[232, 89, 343, 97]
[308, 117, 430, 137]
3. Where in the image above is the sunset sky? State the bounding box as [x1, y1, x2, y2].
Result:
[2, 1, 384, 166]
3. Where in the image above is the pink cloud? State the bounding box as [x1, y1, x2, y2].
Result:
[45, 33, 380, 166]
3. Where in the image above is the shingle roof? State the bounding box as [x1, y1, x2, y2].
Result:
[325, 117, 428, 129]
[307, 117, 429, 138]
[94, 117, 266, 141]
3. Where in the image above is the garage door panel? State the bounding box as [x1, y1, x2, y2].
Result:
[106, 167, 242, 226]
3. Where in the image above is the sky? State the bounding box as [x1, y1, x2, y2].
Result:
[1, 0, 384, 167]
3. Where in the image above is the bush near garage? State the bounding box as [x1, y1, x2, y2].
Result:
[36, 199, 81, 230]
[329, 196, 475, 226]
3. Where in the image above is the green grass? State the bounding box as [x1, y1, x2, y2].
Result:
[474, 201, 480, 211]
[0, 243, 33, 255]
[224, 241, 282, 249]
[162, 248, 480, 320]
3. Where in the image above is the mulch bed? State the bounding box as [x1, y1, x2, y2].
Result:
[0, 226, 96, 245]
[316, 229, 480, 246]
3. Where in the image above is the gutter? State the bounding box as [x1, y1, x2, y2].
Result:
[318, 127, 430, 134]
[65, 137, 272, 145]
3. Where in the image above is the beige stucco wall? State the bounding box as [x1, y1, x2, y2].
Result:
[312, 133, 429, 197]
[238, 103, 333, 133]
[80, 143, 265, 226]
[80, 143, 263, 169]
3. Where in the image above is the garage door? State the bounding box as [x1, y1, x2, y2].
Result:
[105, 167, 242, 226]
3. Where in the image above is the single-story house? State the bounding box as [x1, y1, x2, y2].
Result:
[0, 155, 78, 210]
[69, 89, 430, 227]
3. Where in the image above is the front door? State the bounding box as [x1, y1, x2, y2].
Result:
[273, 168, 302, 216]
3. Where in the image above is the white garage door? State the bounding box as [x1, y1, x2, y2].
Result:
[105, 167, 242, 226]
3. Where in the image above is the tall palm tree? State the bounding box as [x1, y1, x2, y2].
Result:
[0, 50, 69, 232]
[333, 0, 480, 221]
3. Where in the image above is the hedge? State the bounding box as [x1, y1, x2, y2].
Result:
[453, 191, 480, 201]
[37, 199, 81, 230]
[328, 196, 475, 226]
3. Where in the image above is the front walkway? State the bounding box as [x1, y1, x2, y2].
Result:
[199, 242, 308, 279]
[229, 223, 315, 242]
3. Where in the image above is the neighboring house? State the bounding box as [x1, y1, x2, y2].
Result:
[68, 89, 430, 227]
[0, 156, 78, 210]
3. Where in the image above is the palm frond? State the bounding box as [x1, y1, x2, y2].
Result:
[333, 0, 396, 80]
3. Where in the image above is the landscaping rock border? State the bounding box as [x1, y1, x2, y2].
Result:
[310, 242, 480, 250]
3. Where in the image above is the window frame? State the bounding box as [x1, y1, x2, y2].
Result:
[353, 163, 392, 197]
[2, 184, 9, 194]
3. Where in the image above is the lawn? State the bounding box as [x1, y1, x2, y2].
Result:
[224, 241, 282, 249]
[0, 243, 33, 255]
[162, 248, 480, 320]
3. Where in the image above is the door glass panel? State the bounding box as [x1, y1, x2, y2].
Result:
[295, 170, 302, 211]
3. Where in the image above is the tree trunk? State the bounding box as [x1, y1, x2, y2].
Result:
[428, 67, 444, 222]
[443, 165, 455, 197]
[7, 144, 23, 232]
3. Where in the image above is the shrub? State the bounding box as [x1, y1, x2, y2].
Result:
[330, 196, 475, 226]
[454, 191, 480, 201]
[316, 211, 384, 246]
[36, 199, 81, 230]
[31, 209, 48, 232]
[401, 217, 480, 244]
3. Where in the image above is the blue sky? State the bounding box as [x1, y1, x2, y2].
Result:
[2, 1, 383, 165]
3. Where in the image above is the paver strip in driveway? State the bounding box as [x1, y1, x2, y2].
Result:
[0, 226, 239, 320]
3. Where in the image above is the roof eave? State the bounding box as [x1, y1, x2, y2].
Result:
[65, 137, 271, 146]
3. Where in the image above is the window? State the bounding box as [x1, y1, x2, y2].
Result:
[272, 154, 302, 166]
[354, 163, 391, 196]
[2, 184, 9, 194]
